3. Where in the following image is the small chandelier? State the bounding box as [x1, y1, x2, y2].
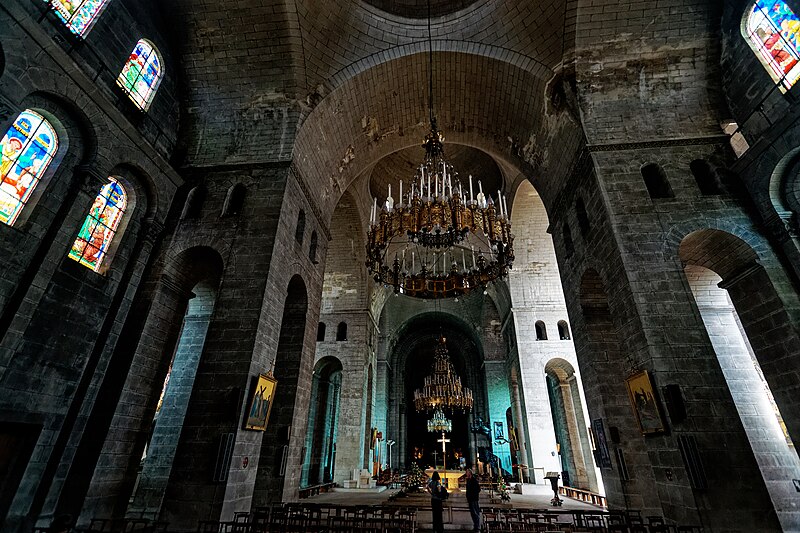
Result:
[365, 1, 513, 300]
[414, 336, 473, 413]
[427, 407, 452, 433]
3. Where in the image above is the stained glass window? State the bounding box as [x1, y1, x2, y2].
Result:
[116, 40, 163, 111]
[69, 178, 127, 272]
[0, 110, 58, 226]
[747, 0, 800, 92]
[47, 0, 109, 36]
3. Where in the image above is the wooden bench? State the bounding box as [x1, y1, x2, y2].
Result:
[559, 486, 608, 508]
[298, 481, 336, 499]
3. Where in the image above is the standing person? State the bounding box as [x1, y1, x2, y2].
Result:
[427, 470, 445, 533]
[465, 468, 482, 532]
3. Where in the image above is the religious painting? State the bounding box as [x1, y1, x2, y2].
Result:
[244, 373, 277, 431]
[747, 0, 800, 91]
[591, 418, 612, 468]
[626, 370, 666, 435]
[493, 421, 504, 441]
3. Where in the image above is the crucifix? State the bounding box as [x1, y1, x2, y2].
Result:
[437, 431, 450, 477]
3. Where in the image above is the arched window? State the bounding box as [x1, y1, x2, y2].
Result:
[641, 163, 674, 199]
[295, 210, 306, 245]
[317, 322, 326, 342]
[690, 159, 722, 195]
[336, 322, 347, 341]
[535, 321, 548, 341]
[48, 0, 110, 36]
[0, 110, 58, 226]
[221, 183, 245, 217]
[309, 231, 318, 263]
[117, 39, 163, 111]
[558, 320, 571, 340]
[745, 0, 800, 92]
[68, 177, 127, 272]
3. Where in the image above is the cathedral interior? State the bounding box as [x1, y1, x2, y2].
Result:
[2, 0, 800, 531]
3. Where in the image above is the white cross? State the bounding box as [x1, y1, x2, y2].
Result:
[438, 432, 450, 474]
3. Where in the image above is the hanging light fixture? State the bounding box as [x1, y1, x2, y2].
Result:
[365, 1, 514, 299]
[414, 336, 473, 413]
[427, 407, 453, 433]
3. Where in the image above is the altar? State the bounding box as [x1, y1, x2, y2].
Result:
[425, 468, 463, 489]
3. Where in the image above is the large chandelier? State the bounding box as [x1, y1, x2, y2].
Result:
[414, 336, 473, 413]
[365, 3, 514, 300]
[427, 407, 452, 433]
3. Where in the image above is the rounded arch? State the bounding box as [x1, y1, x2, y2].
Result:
[768, 145, 800, 216]
[544, 356, 576, 382]
[385, 311, 487, 469]
[678, 228, 800, 451]
[678, 229, 760, 280]
[293, 51, 552, 222]
[162, 245, 226, 293]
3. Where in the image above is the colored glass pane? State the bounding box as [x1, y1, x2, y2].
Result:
[116, 40, 163, 110]
[48, 0, 109, 36]
[0, 111, 58, 226]
[747, 0, 800, 91]
[69, 178, 127, 272]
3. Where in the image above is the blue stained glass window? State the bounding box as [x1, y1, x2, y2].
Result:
[747, 0, 800, 91]
[117, 40, 163, 111]
[47, 0, 109, 36]
[0, 110, 58, 226]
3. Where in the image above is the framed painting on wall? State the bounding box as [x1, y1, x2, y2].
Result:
[626, 370, 666, 435]
[244, 373, 277, 431]
[591, 418, 613, 468]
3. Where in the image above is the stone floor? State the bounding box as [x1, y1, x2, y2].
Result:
[305, 484, 603, 532]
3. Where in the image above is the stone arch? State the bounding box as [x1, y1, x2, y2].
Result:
[683, 262, 800, 529]
[768, 146, 800, 219]
[293, 52, 553, 221]
[641, 162, 674, 199]
[301, 355, 343, 487]
[78, 246, 224, 522]
[385, 311, 486, 471]
[254, 274, 309, 504]
[544, 357, 597, 491]
[678, 229, 800, 449]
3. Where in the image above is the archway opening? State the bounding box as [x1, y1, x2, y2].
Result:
[301, 356, 343, 488]
[404, 338, 471, 475]
[680, 230, 800, 529]
[544, 358, 597, 492]
[128, 279, 219, 518]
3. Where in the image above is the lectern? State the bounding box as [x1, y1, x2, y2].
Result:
[544, 471, 562, 506]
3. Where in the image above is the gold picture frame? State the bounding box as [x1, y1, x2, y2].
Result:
[625, 370, 666, 435]
[244, 373, 277, 431]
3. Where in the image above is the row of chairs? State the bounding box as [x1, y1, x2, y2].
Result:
[198, 503, 418, 533]
[481, 509, 703, 533]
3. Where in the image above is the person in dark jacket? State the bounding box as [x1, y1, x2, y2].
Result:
[427, 470, 445, 533]
[465, 468, 481, 532]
